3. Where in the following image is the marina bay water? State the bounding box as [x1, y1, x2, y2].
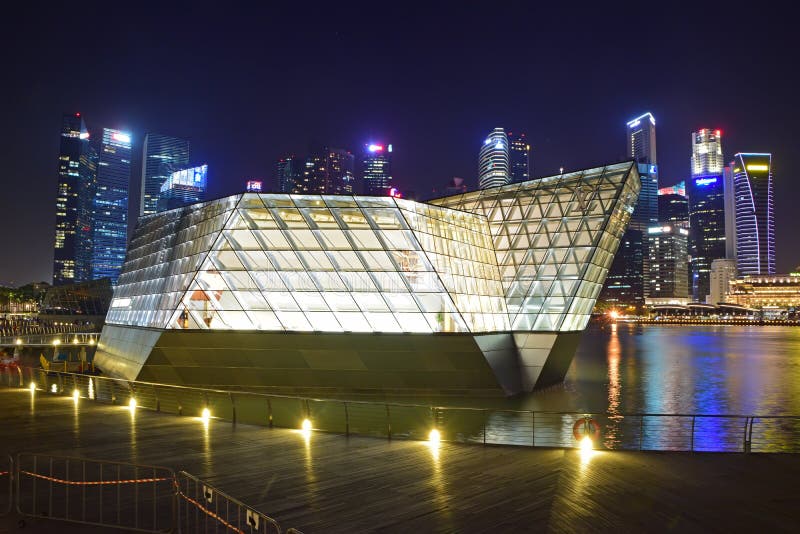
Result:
[516, 324, 800, 416]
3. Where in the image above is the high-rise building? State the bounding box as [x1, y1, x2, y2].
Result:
[627, 112, 657, 164]
[647, 225, 689, 299]
[599, 113, 658, 308]
[91, 128, 132, 284]
[688, 129, 726, 302]
[140, 134, 189, 217]
[658, 193, 689, 229]
[709, 258, 737, 305]
[327, 148, 355, 195]
[157, 165, 208, 212]
[723, 163, 737, 259]
[274, 155, 300, 194]
[507, 132, 531, 182]
[478, 128, 510, 189]
[297, 152, 326, 194]
[599, 229, 644, 309]
[733, 153, 775, 276]
[53, 113, 96, 285]
[362, 143, 392, 195]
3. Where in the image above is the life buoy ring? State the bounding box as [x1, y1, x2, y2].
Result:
[573, 417, 601, 441]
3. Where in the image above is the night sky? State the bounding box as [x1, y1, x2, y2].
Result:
[3, 2, 798, 285]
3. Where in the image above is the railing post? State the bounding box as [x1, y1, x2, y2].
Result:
[344, 402, 349, 436]
[531, 411, 535, 447]
[690, 416, 696, 452]
[386, 404, 392, 440]
[229, 392, 236, 425]
[483, 409, 487, 445]
[267, 398, 272, 428]
[639, 415, 644, 451]
[743, 417, 751, 453]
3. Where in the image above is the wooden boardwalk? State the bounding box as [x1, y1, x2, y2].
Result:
[1, 387, 799, 532]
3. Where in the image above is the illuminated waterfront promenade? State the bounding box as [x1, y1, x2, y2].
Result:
[1, 386, 799, 532]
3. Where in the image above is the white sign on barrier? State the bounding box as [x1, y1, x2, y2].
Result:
[203, 485, 213, 503]
[246, 510, 260, 529]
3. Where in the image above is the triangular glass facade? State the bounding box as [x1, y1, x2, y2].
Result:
[107, 162, 639, 334]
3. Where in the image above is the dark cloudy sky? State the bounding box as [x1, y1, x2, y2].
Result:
[2, 1, 798, 284]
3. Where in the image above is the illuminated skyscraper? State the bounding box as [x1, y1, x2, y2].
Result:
[688, 128, 726, 301]
[157, 165, 208, 212]
[658, 192, 689, 229]
[647, 225, 689, 298]
[732, 153, 774, 275]
[53, 113, 96, 285]
[599, 112, 658, 308]
[91, 128, 132, 284]
[508, 132, 531, 183]
[323, 148, 355, 195]
[274, 155, 300, 193]
[478, 128, 510, 189]
[362, 143, 392, 195]
[140, 134, 189, 217]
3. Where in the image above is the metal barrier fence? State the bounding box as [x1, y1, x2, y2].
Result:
[176, 471, 281, 534]
[15, 453, 176, 532]
[7, 366, 800, 453]
[1, 455, 11, 517]
[0, 331, 99, 347]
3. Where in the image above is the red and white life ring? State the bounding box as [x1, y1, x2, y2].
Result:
[573, 417, 601, 442]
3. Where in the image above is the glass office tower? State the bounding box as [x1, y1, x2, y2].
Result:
[91, 128, 132, 284]
[733, 153, 774, 275]
[157, 164, 208, 212]
[362, 143, 392, 195]
[479, 128, 510, 189]
[53, 113, 96, 285]
[508, 132, 531, 183]
[688, 129, 726, 301]
[140, 134, 189, 217]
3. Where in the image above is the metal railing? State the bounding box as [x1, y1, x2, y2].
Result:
[15, 453, 176, 532]
[7, 366, 800, 454]
[176, 471, 281, 533]
[1, 455, 11, 517]
[2, 451, 297, 533]
[0, 331, 99, 347]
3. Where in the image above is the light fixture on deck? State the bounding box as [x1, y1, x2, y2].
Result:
[29, 382, 36, 393]
[72, 389, 80, 403]
[301, 418, 312, 432]
[201, 407, 211, 424]
[128, 397, 137, 412]
[428, 428, 441, 444]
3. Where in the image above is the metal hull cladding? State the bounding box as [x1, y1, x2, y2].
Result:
[95, 161, 640, 395]
[96, 324, 581, 395]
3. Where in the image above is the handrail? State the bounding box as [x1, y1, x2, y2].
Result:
[13, 366, 800, 420]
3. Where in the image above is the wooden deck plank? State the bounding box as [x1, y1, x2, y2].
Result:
[1, 387, 799, 532]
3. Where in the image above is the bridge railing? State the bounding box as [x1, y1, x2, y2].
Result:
[8, 366, 800, 454]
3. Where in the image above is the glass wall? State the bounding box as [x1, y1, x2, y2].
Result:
[107, 162, 639, 334]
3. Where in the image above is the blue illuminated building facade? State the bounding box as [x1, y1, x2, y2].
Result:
[733, 153, 774, 276]
[157, 164, 208, 212]
[688, 129, 726, 301]
[91, 128, 132, 284]
[140, 134, 189, 217]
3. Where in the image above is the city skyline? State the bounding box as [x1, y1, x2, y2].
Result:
[2, 4, 798, 284]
